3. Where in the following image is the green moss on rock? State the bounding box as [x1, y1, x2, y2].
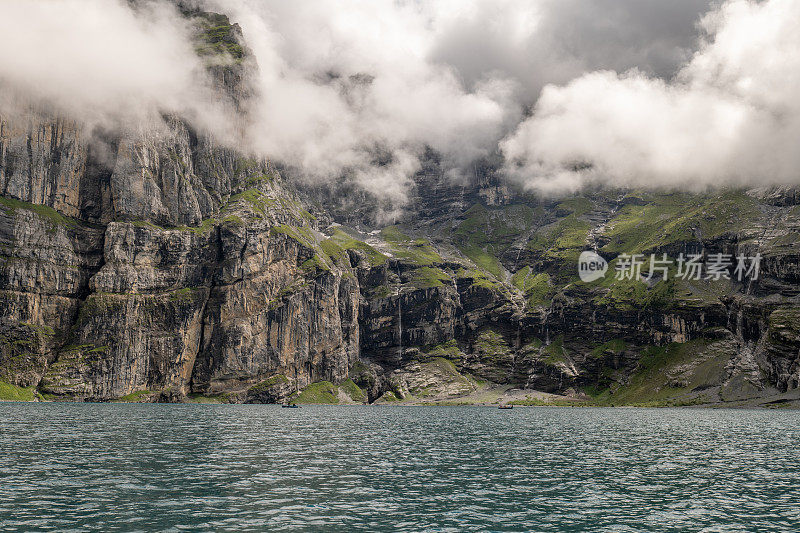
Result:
[0, 380, 36, 401]
[324, 228, 387, 267]
[115, 390, 152, 403]
[340, 379, 367, 403]
[597, 339, 718, 406]
[453, 203, 537, 278]
[542, 336, 568, 365]
[230, 189, 272, 217]
[526, 215, 592, 265]
[380, 226, 443, 266]
[590, 339, 626, 359]
[512, 268, 553, 307]
[193, 12, 245, 60]
[601, 190, 760, 254]
[424, 339, 462, 360]
[378, 390, 402, 402]
[249, 374, 289, 394]
[474, 329, 513, 364]
[410, 267, 451, 289]
[0, 196, 79, 232]
[292, 381, 339, 404]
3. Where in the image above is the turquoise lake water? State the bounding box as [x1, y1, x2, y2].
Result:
[1, 404, 799, 532]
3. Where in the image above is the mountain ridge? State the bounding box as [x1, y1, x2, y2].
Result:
[1, 9, 800, 408]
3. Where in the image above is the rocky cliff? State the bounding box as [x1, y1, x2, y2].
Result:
[2, 9, 800, 407]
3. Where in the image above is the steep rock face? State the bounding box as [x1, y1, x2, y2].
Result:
[0, 200, 104, 387]
[3, 8, 800, 407]
[5, 102, 800, 406]
[0, 10, 365, 401]
[192, 222, 361, 397]
[30, 166, 365, 401]
[763, 307, 800, 391]
[39, 221, 215, 398]
[313, 181, 800, 406]
[360, 284, 458, 365]
[39, 287, 209, 399]
[0, 113, 90, 218]
[109, 119, 240, 226]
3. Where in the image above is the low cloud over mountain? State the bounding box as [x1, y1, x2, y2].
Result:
[2, 0, 796, 202]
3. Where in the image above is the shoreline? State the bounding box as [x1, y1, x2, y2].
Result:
[5, 377, 800, 409]
[4, 397, 799, 409]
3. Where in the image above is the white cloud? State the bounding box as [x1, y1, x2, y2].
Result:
[0, 0, 232, 135]
[218, 0, 712, 202]
[428, 0, 710, 100]
[501, 0, 800, 193]
[7, 0, 793, 204]
[216, 0, 518, 206]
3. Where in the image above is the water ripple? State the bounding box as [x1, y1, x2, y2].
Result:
[1, 405, 800, 531]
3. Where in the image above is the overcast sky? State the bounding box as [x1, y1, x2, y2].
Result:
[2, 0, 797, 202]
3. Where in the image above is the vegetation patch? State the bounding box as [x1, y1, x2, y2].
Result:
[248, 374, 289, 394]
[222, 215, 244, 226]
[176, 218, 216, 234]
[410, 267, 451, 289]
[456, 267, 508, 295]
[593, 265, 676, 311]
[349, 360, 377, 391]
[424, 339, 462, 360]
[426, 357, 461, 375]
[542, 336, 568, 365]
[292, 381, 339, 404]
[320, 238, 346, 262]
[556, 197, 593, 217]
[193, 12, 245, 60]
[169, 287, 203, 303]
[340, 379, 367, 403]
[324, 228, 387, 267]
[245, 173, 275, 187]
[20, 322, 55, 337]
[269, 225, 334, 275]
[601, 190, 760, 254]
[0, 380, 36, 401]
[0, 196, 79, 232]
[234, 157, 261, 177]
[115, 390, 152, 403]
[300, 254, 332, 275]
[509, 397, 581, 407]
[378, 390, 402, 402]
[131, 219, 164, 231]
[369, 285, 394, 300]
[590, 339, 719, 406]
[526, 215, 592, 267]
[453, 203, 538, 278]
[76, 293, 126, 324]
[270, 224, 316, 248]
[474, 329, 513, 364]
[230, 189, 272, 217]
[512, 268, 553, 307]
[457, 244, 503, 278]
[380, 226, 443, 266]
[380, 225, 412, 243]
[187, 393, 230, 404]
[590, 339, 626, 360]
